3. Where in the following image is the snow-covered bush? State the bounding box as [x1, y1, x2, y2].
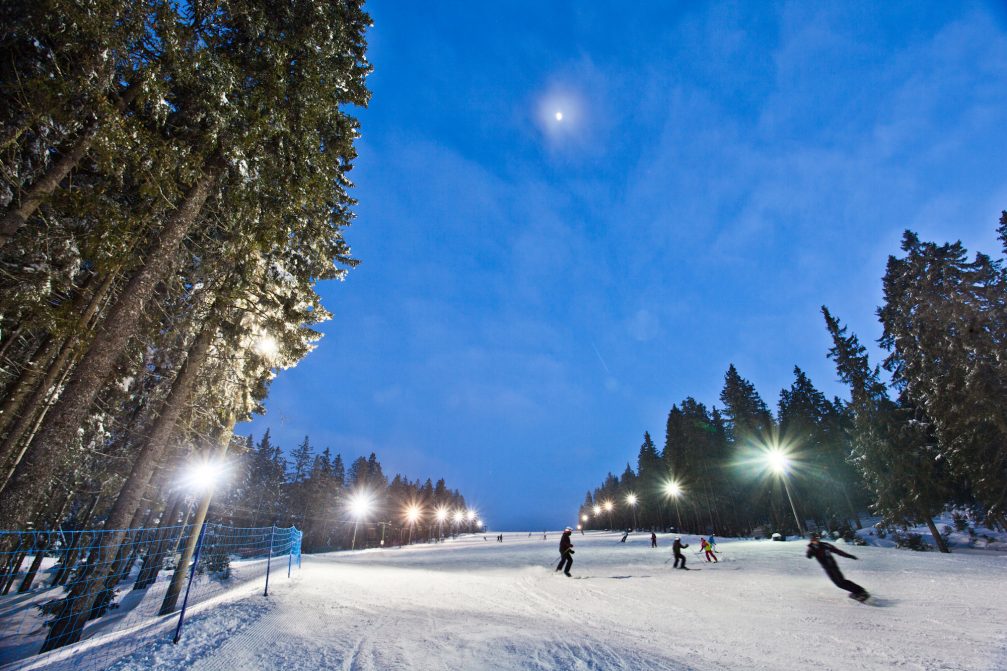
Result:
[894, 532, 929, 551]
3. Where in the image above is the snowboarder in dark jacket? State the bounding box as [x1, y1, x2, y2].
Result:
[672, 537, 689, 569]
[650, 532, 657, 548]
[556, 527, 574, 576]
[806, 533, 869, 601]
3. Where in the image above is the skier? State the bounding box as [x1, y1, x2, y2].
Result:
[620, 529, 629, 543]
[806, 532, 869, 602]
[708, 534, 718, 551]
[556, 527, 574, 577]
[700, 537, 718, 562]
[650, 532, 657, 548]
[672, 537, 689, 569]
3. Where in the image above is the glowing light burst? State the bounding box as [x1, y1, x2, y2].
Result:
[255, 335, 279, 359]
[625, 493, 638, 506]
[348, 491, 374, 519]
[536, 87, 583, 140]
[581, 514, 589, 522]
[182, 460, 227, 491]
[435, 507, 448, 523]
[663, 481, 682, 498]
[452, 510, 465, 524]
[767, 448, 790, 474]
[466, 510, 476, 522]
[603, 500, 614, 512]
[592, 505, 601, 516]
[404, 504, 422, 525]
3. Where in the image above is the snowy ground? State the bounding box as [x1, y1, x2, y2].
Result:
[99, 529, 1007, 671]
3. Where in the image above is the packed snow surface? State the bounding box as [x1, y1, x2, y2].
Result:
[105, 530, 1007, 671]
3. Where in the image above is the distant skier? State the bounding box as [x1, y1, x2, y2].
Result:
[620, 530, 629, 543]
[650, 532, 657, 548]
[700, 537, 718, 562]
[672, 537, 689, 569]
[708, 534, 718, 553]
[806, 532, 869, 602]
[556, 527, 574, 577]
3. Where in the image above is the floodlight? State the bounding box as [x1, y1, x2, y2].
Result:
[348, 491, 373, 519]
[182, 459, 226, 492]
[255, 335, 279, 359]
[767, 448, 790, 474]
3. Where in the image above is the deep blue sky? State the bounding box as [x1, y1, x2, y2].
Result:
[239, 1, 1007, 530]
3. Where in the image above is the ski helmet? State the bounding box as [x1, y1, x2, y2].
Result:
[564, 526, 572, 532]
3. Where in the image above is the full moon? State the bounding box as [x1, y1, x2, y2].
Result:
[554, 111, 563, 121]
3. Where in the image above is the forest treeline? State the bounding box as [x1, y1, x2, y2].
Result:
[582, 218, 1007, 550]
[217, 430, 475, 552]
[0, 0, 373, 650]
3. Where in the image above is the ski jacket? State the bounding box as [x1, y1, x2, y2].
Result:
[560, 532, 573, 555]
[806, 540, 856, 569]
[700, 539, 711, 552]
[672, 539, 688, 555]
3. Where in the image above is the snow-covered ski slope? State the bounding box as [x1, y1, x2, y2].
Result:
[113, 531, 1005, 671]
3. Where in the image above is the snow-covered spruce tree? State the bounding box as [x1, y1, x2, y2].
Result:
[635, 431, 663, 528]
[778, 367, 866, 530]
[0, 0, 371, 532]
[719, 364, 783, 534]
[664, 399, 731, 534]
[822, 307, 952, 551]
[0, 0, 152, 245]
[878, 227, 1007, 529]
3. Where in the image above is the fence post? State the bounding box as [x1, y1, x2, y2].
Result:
[287, 529, 293, 579]
[263, 525, 276, 597]
[172, 521, 207, 644]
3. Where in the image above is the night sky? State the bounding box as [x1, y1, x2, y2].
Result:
[239, 1, 1007, 530]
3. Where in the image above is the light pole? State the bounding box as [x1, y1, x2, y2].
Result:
[465, 509, 476, 533]
[435, 507, 448, 541]
[603, 500, 614, 530]
[349, 491, 372, 550]
[664, 481, 683, 532]
[581, 513, 589, 530]
[405, 505, 421, 545]
[625, 493, 638, 530]
[767, 448, 805, 537]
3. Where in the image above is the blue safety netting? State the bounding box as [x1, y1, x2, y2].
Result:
[0, 523, 301, 671]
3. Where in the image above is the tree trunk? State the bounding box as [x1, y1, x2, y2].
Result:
[39, 315, 219, 651]
[51, 492, 102, 586]
[133, 494, 184, 590]
[0, 84, 140, 247]
[0, 324, 24, 363]
[17, 489, 75, 593]
[0, 533, 35, 594]
[0, 274, 114, 487]
[0, 354, 74, 492]
[0, 161, 222, 529]
[925, 516, 950, 554]
[0, 334, 56, 438]
[839, 483, 862, 529]
[160, 419, 235, 615]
